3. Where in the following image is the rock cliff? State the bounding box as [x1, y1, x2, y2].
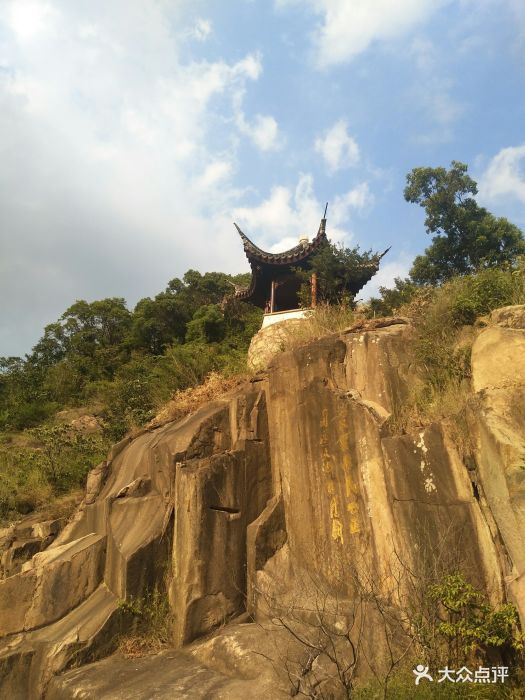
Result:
[1, 307, 524, 698]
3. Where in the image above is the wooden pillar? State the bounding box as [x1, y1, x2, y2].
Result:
[270, 279, 276, 313]
[311, 272, 317, 309]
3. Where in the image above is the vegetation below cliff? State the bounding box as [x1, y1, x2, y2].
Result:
[0, 270, 261, 521]
[2, 261, 525, 525]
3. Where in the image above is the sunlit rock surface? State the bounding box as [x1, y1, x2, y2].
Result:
[470, 305, 525, 619]
[2, 309, 525, 698]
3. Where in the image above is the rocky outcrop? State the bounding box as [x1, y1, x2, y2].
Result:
[470, 305, 525, 621]
[0, 515, 65, 578]
[46, 623, 293, 700]
[2, 308, 525, 698]
[258, 324, 501, 620]
[0, 385, 271, 699]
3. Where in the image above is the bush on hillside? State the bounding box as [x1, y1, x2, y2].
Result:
[0, 425, 108, 521]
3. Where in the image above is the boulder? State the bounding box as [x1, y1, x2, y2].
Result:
[489, 304, 525, 329]
[247, 318, 304, 371]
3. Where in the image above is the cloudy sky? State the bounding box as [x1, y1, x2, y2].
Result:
[1, 0, 524, 356]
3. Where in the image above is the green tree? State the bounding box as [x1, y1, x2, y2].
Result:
[129, 271, 248, 354]
[405, 161, 525, 284]
[367, 277, 418, 317]
[130, 293, 189, 354]
[0, 268, 259, 435]
[428, 573, 524, 662]
[30, 298, 132, 378]
[186, 304, 225, 344]
[0, 357, 57, 429]
[296, 242, 379, 305]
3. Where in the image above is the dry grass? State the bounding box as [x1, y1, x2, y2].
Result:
[389, 379, 477, 450]
[511, 257, 525, 305]
[282, 303, 355, 350]
[117, 587, 173, 658]
[118, 634, 168, 658]
[149, 370, 248, 427]
[0, 489, 83, 529]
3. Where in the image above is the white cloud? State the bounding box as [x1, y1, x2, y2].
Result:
[0, 0, 273, 355]
[230, 55, 283, 152]
[198, 159, 235, 188]
[233, 174, 371, 250]
[192, 18, 212, 42]
[232, 52, 263, 81]
[315, 119, 359, 173]
[332, 182, 372, 217]
[478, 144, 525, 203]
[180, 52, 262, 105]
[276, 0, 451, 67]
[7, 0, 58, 42]
[236, 112, 282, 152]
[359, 253, 412, 301]
[405, 36, 464, 143]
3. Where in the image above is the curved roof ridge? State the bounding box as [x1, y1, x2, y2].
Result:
[233, 218, 328, 266]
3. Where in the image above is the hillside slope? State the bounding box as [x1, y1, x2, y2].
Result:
[1, 306, 524, 698]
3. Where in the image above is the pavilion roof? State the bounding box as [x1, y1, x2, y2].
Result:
[233, 217, 328, 266]
[231, 214, 390, 304]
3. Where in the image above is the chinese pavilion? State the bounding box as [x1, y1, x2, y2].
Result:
[233, 211, 387, 328]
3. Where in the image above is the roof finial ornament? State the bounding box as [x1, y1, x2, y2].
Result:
[323, 202, 328, 219]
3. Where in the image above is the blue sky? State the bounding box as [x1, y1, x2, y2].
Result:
[1, 0, 524, 356]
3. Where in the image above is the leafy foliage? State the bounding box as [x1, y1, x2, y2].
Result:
[0, 425, 108, 519]
[186, 304, 225, 343]
[367, 277, 419, 317]
[296, 241, 379, 306]
[382, 265, 525, 438]
[25, 424, 108, 491]
[404, 161, 525, 285]
[117, 587, 172, 657]
[368, 161, 524, 319]
[428, 573, 524, 659]
[0, 269, 261, 519]
[412, 267, 525, 392]
[0, 271, 261, 436]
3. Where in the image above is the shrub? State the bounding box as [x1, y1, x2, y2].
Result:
[386, 266, 525, 433]
[448, 269, 521, 326]
[0, 424, 108, 521]
[26, 424, 109, 493]
[428, 573, 524, 662]
[151, 371, 247, 426]
[368, 277, 419, 317]
[3, 401, 59, 431]
[117, 587, 172, 657]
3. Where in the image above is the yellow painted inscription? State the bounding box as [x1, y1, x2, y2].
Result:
[318, 404, 361, 543]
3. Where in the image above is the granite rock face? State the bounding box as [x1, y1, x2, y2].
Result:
[2, 309, 525, 699]
[470, 305, 525, 620]
[0, 386, 271, 699]
[257, 325, 501, 621]
[0, 515, 65, 578]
